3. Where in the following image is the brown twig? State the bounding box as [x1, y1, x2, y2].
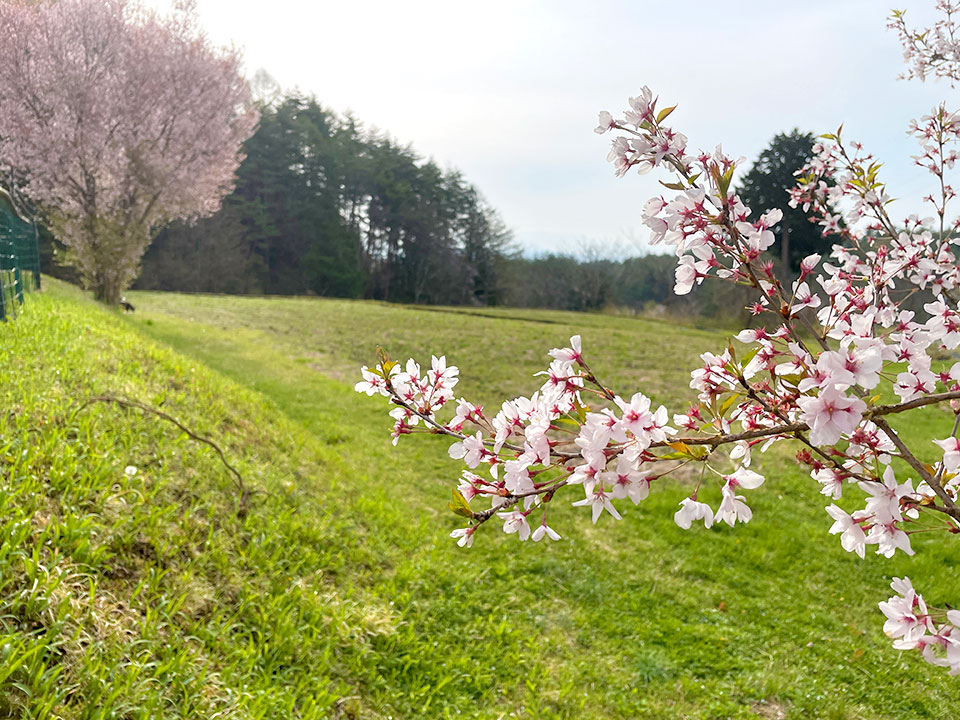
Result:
[76, 393, 252, 515]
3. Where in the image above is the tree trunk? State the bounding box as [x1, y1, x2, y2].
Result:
[94, 275, 123, 305]
[84, 222, 146, 305]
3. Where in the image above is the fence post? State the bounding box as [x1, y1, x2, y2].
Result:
[32, 225, 41, 290]
[0, 226, 6, 322]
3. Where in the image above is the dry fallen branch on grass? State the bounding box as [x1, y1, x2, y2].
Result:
[76, 393, 252, 515]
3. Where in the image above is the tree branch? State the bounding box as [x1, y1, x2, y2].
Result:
[651, 388, 960, 449]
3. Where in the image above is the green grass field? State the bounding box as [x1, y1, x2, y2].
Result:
[1, 280, 958, 718]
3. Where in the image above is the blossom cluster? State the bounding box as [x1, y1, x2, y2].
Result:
[881, 577, 960, 674]
[357, 2, 960, 676]
[890, 2, 960, 86]
[358, 336, 679, 548]
[357, 355, 460, 445]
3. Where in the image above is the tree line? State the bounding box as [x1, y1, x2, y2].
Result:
[36, 84, 828, 319]
[129, 94, 513, 305]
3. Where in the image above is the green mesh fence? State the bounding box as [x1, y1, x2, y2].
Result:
[0, 190, 40, 322]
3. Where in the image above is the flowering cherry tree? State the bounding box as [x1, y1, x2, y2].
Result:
[358, 3, 960, 674]
[0, 0, 258, 304]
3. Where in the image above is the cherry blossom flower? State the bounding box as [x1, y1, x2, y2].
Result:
[355, 365, 390, 396]
[724, 466, 765, 490]
[859, 467, 915, 524]
[497, 509, 531, 541]
[825, 505, 868, 558]
[572, 485, 623, 524]
[797, 387, 866, 446]
[601, 455, 651, 504]
[674, 496, 714, 530]
[448, 432, 489, 468]
[549, 335, 583, 364]
[594, 111, 615, 134]
[880, 577, 932, 644]
[867, 521, 915, 558]
[531, 522, 561, 542]
[790, 282, 821, 315]
[449, 527, 475, 548]
[813, 467, 846, 500]
[714, 485, 753, 526]
[935, 436, 960, 474]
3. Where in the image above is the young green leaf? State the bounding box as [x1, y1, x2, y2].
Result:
[448, 490, 474, 518]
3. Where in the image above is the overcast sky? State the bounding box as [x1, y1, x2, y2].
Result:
[149, 0, 956, 256]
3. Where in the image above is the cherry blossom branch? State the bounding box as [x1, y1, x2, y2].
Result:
[359, 8, 960, 673]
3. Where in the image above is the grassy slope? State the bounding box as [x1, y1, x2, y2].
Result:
[0, 282, 956, 719]
[1, 284, 413, 718]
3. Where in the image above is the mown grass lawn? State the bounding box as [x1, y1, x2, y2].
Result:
[1, 280, 958, 718]
[124, 288, 960, 718]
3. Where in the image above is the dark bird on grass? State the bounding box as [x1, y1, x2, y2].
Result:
[120, 297, 135, 313]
